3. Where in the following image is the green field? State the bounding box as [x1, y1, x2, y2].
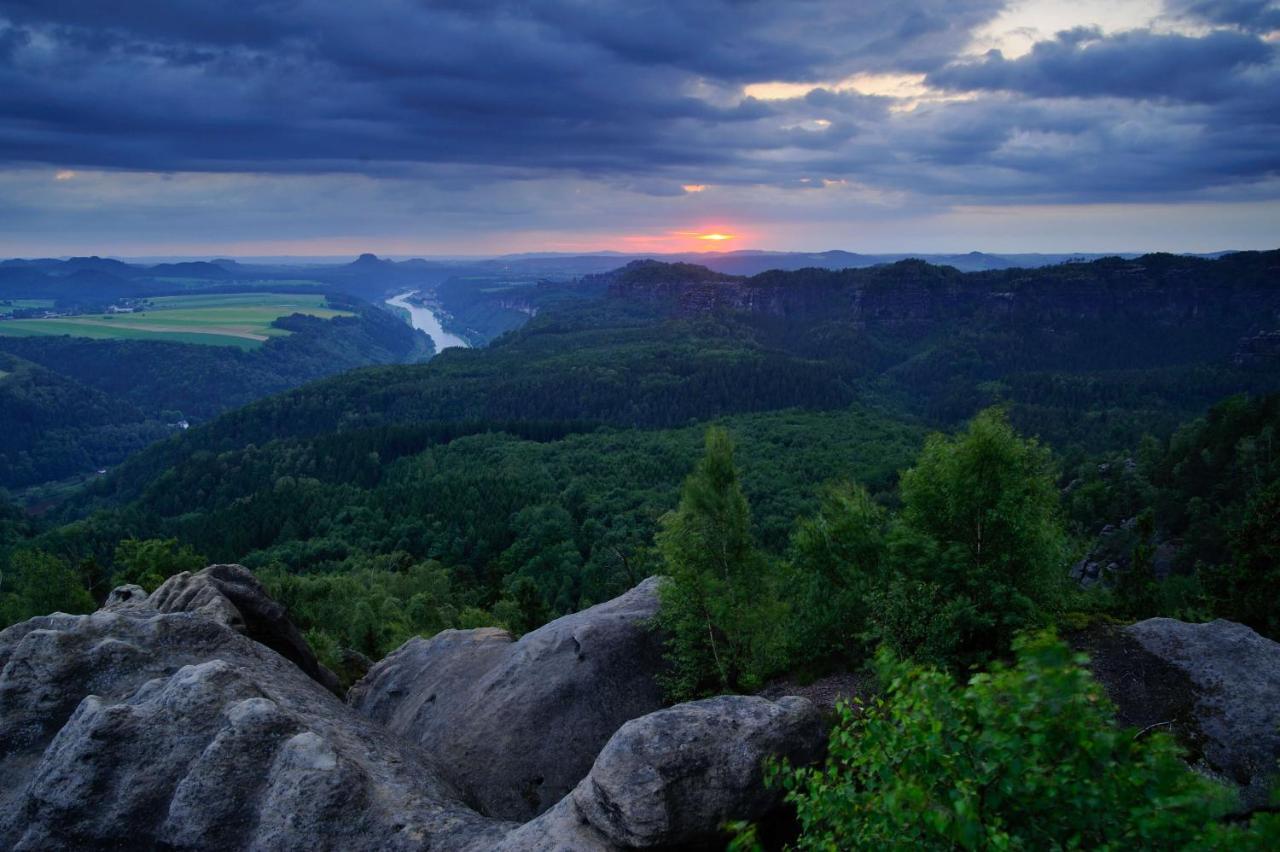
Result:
[0, 293, 351, 349]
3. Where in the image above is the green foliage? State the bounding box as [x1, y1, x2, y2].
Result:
[0, 549, 95, 625]
[655, 427, 787, 700]
[260, 559, 461, 659]
[113, 537, 206, 592]
[37, 405, 918, 638]
[456, 605, 497, 629]
[1067, 393, 1280, 640]
[492, 575, 552, 637]
[771, 633, 1274, 850]
[879, 409, 1068, 669]
[783, 482, 888, 670]
[1216, 478, 1280, 638]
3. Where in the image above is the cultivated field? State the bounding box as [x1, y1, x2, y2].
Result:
[0, 293, 351, 349]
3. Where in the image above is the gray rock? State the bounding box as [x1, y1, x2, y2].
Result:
[497, 795, 616, 851]
[150, 563, 341, 694]
[572, 695, 825, 848]
[1124, 618, 1280, 804]
[503, 695, 823, 851]
[350, 576, 666, 820]
[102, 583, 150, 612]
[1, 575, 826, 850]
[0, 606, 510, 851]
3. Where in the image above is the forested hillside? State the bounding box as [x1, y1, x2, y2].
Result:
[0, 295, 431, 489]
[2, 251, 1277, 674]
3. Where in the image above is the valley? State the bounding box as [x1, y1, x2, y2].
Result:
[386, 290, 471, 350]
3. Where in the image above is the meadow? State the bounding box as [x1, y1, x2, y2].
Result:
[0, 293, 350, 349]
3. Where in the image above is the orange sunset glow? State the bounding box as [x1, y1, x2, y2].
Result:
[610, 228, 747, 253]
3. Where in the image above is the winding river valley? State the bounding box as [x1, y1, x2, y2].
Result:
[386, 291, 470, 352]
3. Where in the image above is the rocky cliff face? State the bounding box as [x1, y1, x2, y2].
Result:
[0, 567, 823, 850]
[604, 253, 1280, 338]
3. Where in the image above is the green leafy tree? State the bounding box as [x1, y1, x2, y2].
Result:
[1112, 509, 1160, 618]
[881, 409, 1068, 668]
[113, 537, 206, 592]
[493, 574, 552, 636]
[784, 482, 888, 670]
[769, 633, 1278, 850]
[655, 427, 786, 700]
[1, 550, 95, 626]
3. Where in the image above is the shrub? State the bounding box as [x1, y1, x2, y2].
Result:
[771, 633, 1276, 850]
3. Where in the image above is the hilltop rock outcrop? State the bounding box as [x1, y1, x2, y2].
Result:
[148, 563, 342, 694]
[0, 598, 506, 850]
[349, 576, 667, 820]
[0, 571, 820, 850]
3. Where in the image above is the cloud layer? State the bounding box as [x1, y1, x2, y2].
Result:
[0, 0, 1276, 253]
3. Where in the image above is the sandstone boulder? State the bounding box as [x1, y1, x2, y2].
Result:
[1124, 618, 1280, 804]
[575, 695, 825, 847]
[1, 574, 826, 850]
[500, 695, 823, 850]
[149, 563, 341, 694]
[0, 606, 508, 851]
[349, 576, 666, 820]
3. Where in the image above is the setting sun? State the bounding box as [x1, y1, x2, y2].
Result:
[695, 233, 734, 241]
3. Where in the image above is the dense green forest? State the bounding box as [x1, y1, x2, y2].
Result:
[0, 295, 431, 489]
[2, 252, 1277, 670]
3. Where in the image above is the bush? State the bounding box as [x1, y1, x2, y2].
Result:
[769, 633, 1278, 850]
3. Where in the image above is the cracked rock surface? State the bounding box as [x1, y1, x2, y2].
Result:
[0, 569, 821, 850]
[349, 576, 668, 820]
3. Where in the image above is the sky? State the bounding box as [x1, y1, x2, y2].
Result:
[0, 0, 1277, 257]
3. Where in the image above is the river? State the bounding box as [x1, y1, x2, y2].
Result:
[386, 291, 470, 352]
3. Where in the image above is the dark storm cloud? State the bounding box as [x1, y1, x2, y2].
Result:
[0, 0, 1277, 207]
[0, 0, 993, 175]
[928, 27, 1276, 102]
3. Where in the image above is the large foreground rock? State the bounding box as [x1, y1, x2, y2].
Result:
[1084, 617, 1280, 806]
[0, 604, 507, 850]
[1125, 618, 1280, 804]
[575, 695, 825, 847]
[1, 573, 819, 850]
[349, 576, 667, 820]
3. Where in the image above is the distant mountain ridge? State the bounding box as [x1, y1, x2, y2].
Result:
[600, 251, 1280, 328]
[2, 248, 1241, 289]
